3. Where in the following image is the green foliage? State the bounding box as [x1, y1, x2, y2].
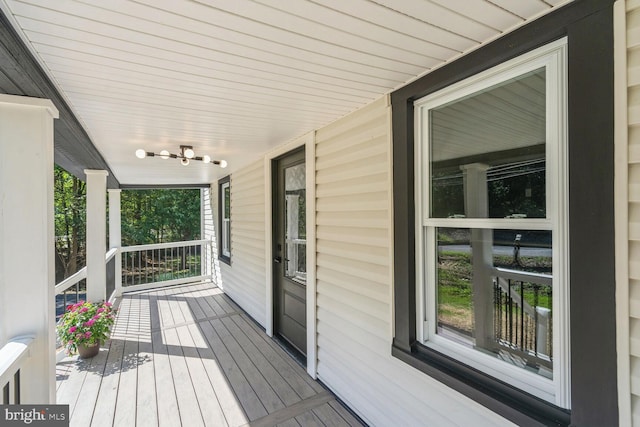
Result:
[120, 189, 201, 245]
[57, 301, 116, 355]
[54, 166, 86, 280]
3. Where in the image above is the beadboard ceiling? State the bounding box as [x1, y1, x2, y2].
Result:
[0, 0, 571, 185]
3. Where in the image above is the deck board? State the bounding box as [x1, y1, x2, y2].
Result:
[134, 294, 159, 427]
[56, 282, 366, 427]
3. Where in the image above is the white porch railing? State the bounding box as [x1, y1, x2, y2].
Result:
[0, 336, 34, 404]
[119, 239, 211, 294]
[54, 249, 118, 321]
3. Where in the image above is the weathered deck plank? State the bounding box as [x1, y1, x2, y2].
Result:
[134, 294, 159, 427]
[56, 282, 366, 427]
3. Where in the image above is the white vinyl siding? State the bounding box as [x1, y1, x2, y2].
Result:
[217, 160, 267, 326]
[314, 96, 514, 426]
[625, 1, 640, 424]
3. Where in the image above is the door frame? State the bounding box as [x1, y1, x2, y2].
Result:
[264, 131, 317, 378]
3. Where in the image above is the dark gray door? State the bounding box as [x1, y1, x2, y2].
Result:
[273, 148, 306, 356]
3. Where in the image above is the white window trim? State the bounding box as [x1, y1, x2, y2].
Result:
[414, 38, 570, 408]
[221, 180, 231, 258]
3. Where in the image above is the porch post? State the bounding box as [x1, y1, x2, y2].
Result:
[460, 163, 494, 350]
[0, 94, 58, 403]
[108, 189, 122, 296]
[85, 169, 108, 302]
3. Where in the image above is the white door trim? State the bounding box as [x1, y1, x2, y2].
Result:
[264, 131, 317, 378]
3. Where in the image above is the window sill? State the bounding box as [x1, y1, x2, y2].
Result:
[218, 254, 231, 265]
[391, 342, 570, 427]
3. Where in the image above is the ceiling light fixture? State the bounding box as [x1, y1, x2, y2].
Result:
[135, 145, 227, 168]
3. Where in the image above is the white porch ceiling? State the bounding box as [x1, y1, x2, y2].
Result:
[0, 0, 571, 185]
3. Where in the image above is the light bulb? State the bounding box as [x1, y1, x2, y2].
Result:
[184, 148, 195, 159]
[160, 150, 170, 159]
[220, 160, 228, 168]
[202, 155, 211, 163]
[135, 149, 146, 159]
[181, 157, 190, 166]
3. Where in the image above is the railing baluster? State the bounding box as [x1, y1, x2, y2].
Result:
[14, 370, 20, 404]
[519, 281, 524, 351]
[532, 283, 540, 356]
[507, 279, 512, 345]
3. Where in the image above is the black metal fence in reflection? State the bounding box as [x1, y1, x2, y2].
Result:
[492, 268, 552, 369]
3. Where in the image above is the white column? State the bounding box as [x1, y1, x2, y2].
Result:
[0, 94, 58, 403]
[460, 163, 494, 350]
[108, 189, 122, 296]
[108, 189, 121, 249]
[85, 170, 109, 302]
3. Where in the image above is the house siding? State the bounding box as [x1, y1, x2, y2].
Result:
[312, 96, 513, 426]
[627, 0, 640, 424]
[217, 160, 267, 326]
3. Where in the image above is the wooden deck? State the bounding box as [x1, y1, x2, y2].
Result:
[55, 282, 364, 427]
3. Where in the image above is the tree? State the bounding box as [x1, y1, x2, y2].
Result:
[54, 165, 86, 281]
[120, 189, 201, 245]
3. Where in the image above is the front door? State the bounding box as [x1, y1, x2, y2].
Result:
[273, 148, 307, 357]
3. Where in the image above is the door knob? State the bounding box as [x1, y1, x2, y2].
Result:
[274, 256, 282, 263]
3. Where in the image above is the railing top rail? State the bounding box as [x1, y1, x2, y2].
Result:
[55, 249, 118, 295]
[54, 267, 87, 295]
[492, 266, 552, 286]
[0, 335, 34, 389]
[106, 247, 118, 262]
[120, 239, 210, 253]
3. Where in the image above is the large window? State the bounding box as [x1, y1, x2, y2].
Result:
[218, 176, 231, 263]
[391, 2, 617, 425]
[414, 41, 568, 406]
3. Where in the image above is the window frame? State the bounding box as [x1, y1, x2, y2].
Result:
[218, 175, 231, 264]
[413, 40, 569, 407]
[390, 1, 616, 426]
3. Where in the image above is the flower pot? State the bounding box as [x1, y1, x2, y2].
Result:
[77, 343, 100, 359]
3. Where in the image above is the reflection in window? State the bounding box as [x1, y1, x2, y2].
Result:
[436, 228, 552, 378]
[429, 68, 546, 219]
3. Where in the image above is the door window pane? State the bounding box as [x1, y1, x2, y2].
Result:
[284, 164, 306, 284]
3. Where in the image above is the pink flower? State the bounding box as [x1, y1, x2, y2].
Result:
[80, 307, 88, 313]
[84, 319, 95, 327]
[97, 308, 105, 313]
[84, 331, 92, 338]
[104, 302, 113, 307]
[69, 326, 77, 333]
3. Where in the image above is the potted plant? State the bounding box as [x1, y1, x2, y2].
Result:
[57, 300, 116, 358]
